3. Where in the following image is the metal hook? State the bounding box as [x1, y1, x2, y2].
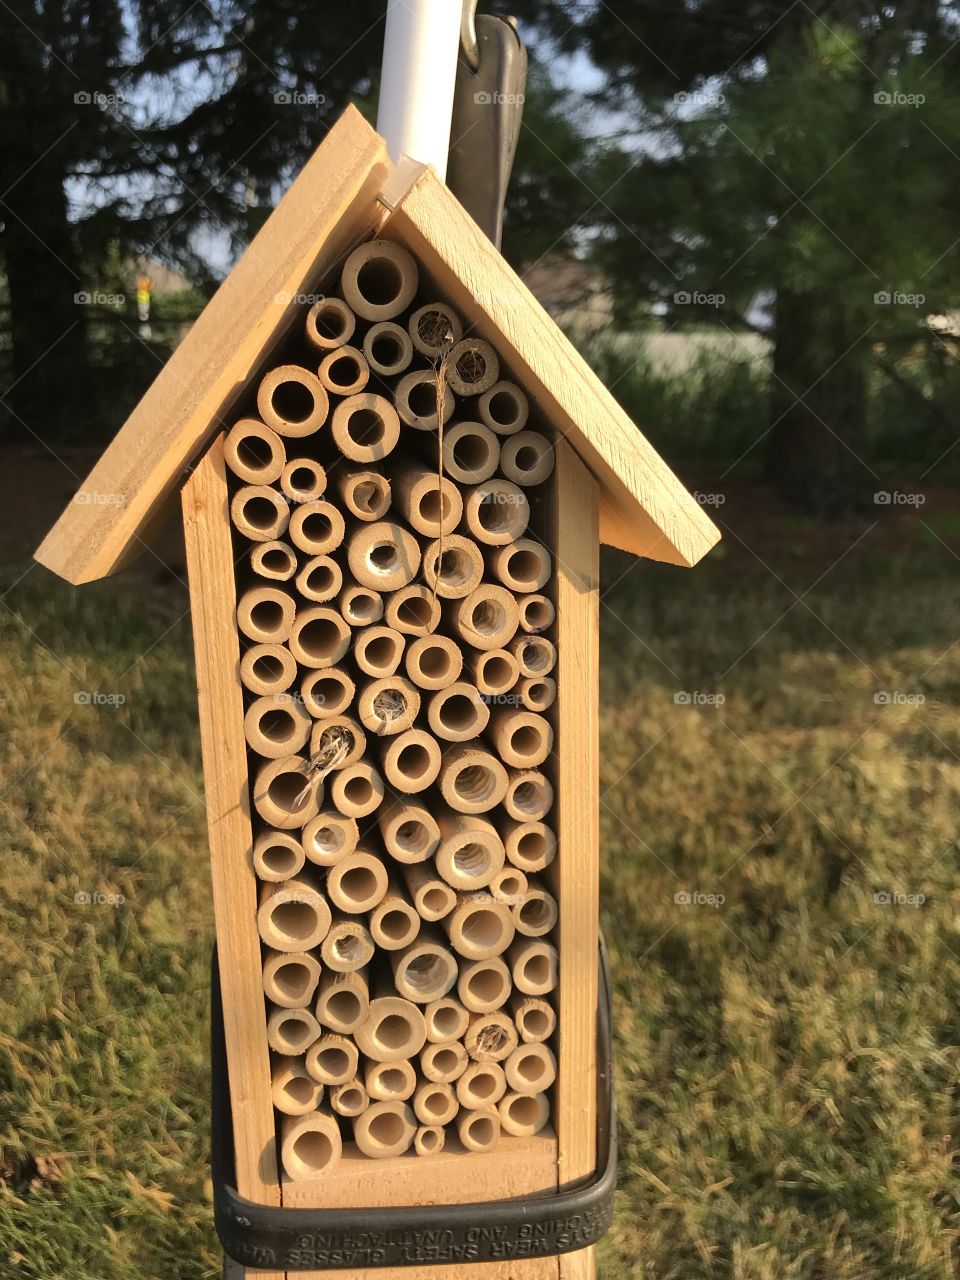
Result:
[461, 0, 480, 72]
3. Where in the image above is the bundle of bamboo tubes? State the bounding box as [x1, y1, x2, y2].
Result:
[226, 238, 559, 1181]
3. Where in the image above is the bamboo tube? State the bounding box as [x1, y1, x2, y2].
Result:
[438, 746, 509, 815]
[363, 320, 414, 376]
[357, 676, 421, 737]
[401, 861, 456, 922]
[477, 380, 528, 434]
[308, 715, 367, 770]
[353, 1101, 417, 1158]
[420, 1039, 468, 1084]
[348, 522, 420, 592]
[301, 668, 355, 720]
[457, 956, 512, 1014]
[326, 851, 389, 914]
[504, 1043, 557, 1095]
[249, 540, 297, 583]
[457, 1108, 500, 1153]
[354, 625, 405, 678]
[339, 584, 384, 628]
[305, 296, 356, 351]
[237, 585, 296, 645]
[341, 239, 419, 321]
[240, 643, 297, 696]
[443, 893, 515, 961]
[421, 535, 484, 600]
[464, 1012, 519, 1064]
[320, 915, 375, 973]
[391, 929, 459, 1003]
[519, 676, 556, 713]
[510, 634, 557, 678]
[408, 301, 463, 358]
[391, 463, 463, 537]
[504, 820, 556, 874]
[288, 500, 345, 556]
[414, 1124, 445, 1156]
[464, 480, 530, 546]
[504, 769, 554, 822]
[354, 996, 427, 1063]
[499, 430, 555, 487]
[413, 1081, 458, 1127]
[369, 880, 421, 951]
[384, 585, 440, 637]
[272, 1056, 325, 1116]
[452, 585, 519, 652]
[447, 338, 500, 396]
[224, 418, 285, 484]
[295, 555, 342, 604]
[510, 994, 556, 1044]
[302, 811, 359, 867]
[330, 1079, 369, 1118]
[514, 886, 559, 938]
[394, 370, 454, 430]
[499, 1091, 549, 1138]
[441, 420, 500, 485]
[517, 593, 555, 634]
[488, 539, 551, 594]
[306, 1033, 360, 1086]
[489, 866, 528, 906]
[455, 1062, 507, 1110]
[435, 814, 505, 891]
[427, 682, 490, 743]
[267, 1005, 322, 1055]
[508, 938, 558, 997]
[424, 996, 470, 1044]
[468, 649, 519, 700]
[488, 709, 553, 769]
[404, 634, 463, 691]
[318, 343, 369, 396]
[281, 456, 328, 504]
[280, 1110, 342, 1180]
[252, 829, 306, 882]
[289, 607, 351, 669]
[315, 968, 368, 1034]
[381, 729, 442, 795]
[262, 949, 322, 1009]
[257, 365, 329, 438]
[252, 755, 322, 829]
[378, 795, 441, 863]
[258, 877, 331, 951]
[330, 762, 385, 818]
[331, 392, 401, 463]
[364, 1059, 417, 1103]
[244, 692, 312, 759]
[337, 469, 391, 522]
[231, 485, 290, 542]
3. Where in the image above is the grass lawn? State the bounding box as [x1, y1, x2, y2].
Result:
[1, 462, 959, 1279]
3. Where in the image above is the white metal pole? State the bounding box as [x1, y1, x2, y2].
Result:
[376, 0, 463, 180]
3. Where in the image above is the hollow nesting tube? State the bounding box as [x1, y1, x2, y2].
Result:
[252, 829, 306, 883]
[257, 877, 332, 952]
[315, 968, 369, 1035]
[369, 879, 421, 951]
[252, 755, 322, 830]
[456, 1061, 507, 1111]
[443, 891, 516, 961]
[348, 521, 420, 593]
[414, 1124, 445, 1156]
[421, 534, 484, 600]
[354, 625, 405, 679]
[364, 1058, 417, 1103]
[488, 539, 552, 594]
[457, 956, 512, 1015]
[464, 480, 530, 547]
[302, 810, 359, 867]
[390, 928, 459, 1004]
[339, 584, 384, 628]
[510, 993, 556, 1045]
[249, 541, 297, 583]
[508, 937, 559, 997]
[420, 1039, 468, 1084]
[326, 851, 389, 915]
[262, 949, 322, 1010]
[504, 1042, 557, 1096]
[400, 861, 456, 923]
[424, 995, 470, 1044]
[446, 338, 500, 397]
[509, 634, 557, 679]
[413, 1081, 459, 1128]
[280, 1109, 343, 1181]
[331, 392, 401, 464]
[503, 820, 556, 874]
[353, 1100, 417, 1159]
[281, 456, 327, 505]
[329, 762, 385, 819]
[489, 866, 528, 907]
[477, 380, 529, 435]
[498, 1091, 550, 1138]
[357, 675, 421, 737]
[457, 1108, 500, 1154]
[377, 794, 441, 863]
[391, 462, 463, 538]
[394, 369, 454, 430]
[288, 500, 345, 557]
[231, 485, 290, 543]
[488, 709, 554, 770]
[464, 1011, 519, 1064]
[438, 745, 509, 815]
[317, 343, 369, 397]
[452, 585, 520, 652]
[513, 885, 559, 938]
[295, 555, 343, 605]
[257, 365, 329, 438]
[363, 320, 414, 376]
[243, 692, 312, 759]
[504, 769, 554, 823]
[381, 729, 442, 795]
[340, 239, 419, 322]
[237, 585, 296, 645]
[354, 995, 427, 1064]
[306, 1033, 360, 1086]
[520, 676, 556, 713]
[301, 667, 355, 720]
[224, 418, 285, 485]
[308, 715, 366, 771]
[384, 585, 440, 638]
[267, 1005, 321, 1056]
[518, 593, 555, 635]
[498, 430, 556, 488]
[330, 1079, 369, 1118]
[271, 1056, 325, 1117]
[468, 648, 519, 699]
[408, 301, 463, 358]
[404, 634, 463, 692]
[240, 643, 297, 697]
[320, 914, 375, 973]
[427, 682, 490, 743]
[435, 814, 505, 892]
[289, 606, 352, 671]
[337, 469, 391, 522]
[305, 296, 356, 351]
[441, 420, 500, 485]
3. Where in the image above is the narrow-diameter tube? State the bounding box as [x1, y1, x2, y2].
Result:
[478, 381, 528, 434]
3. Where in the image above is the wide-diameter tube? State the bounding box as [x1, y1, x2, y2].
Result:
[315, 968, 368, 1034]
[504, 769, 554, 822]
[267, 1005, 321, 1056]
[300, 667, 355, 720]
[488, 709, 554, 769]
[378, 795, 441, 863]
[237, 586, 296, 645]
[257, 365, 329, 438]
[357, 676, 421, 737]
[404, 634, 463, 691]
[363, 321, 413, 376]
[354, 996, 427, 1063]
[340, 239, 419, 322]
[326, 851, 389, 914]
[364, 1059, 417, 1103]
[464, 1011, 519, 1064]
[244, 692, 312, 759]
[469, 649, 519, 699]
[464, 479, 530, 546]
[369, 880, 421, 951]
[401, 861, 456, 922]
[304, 296, 356, 351]
[441, 420, 500, 485]
[281, 456, 327, 504]
[249, 541, 297, 583]
[438, 746, 509, 815]
[488, 539, 552, 594]
[413, 1081, 458, 1127]
[421, 535, 484, 601]
[455, 1062, 507, 1111]
[330, 1080, 369, 1118]
[498, 1091, 550, 1138]
[240, 642, 297, 697]
[262, 948, 322, 1009]
[457, 956, 512, 1014]
[302, 810, 359, 867]
[252, 829, 306, 882]
[288, 500, 345, 556]
[331, 392, 400, 463]
[329, 762, 385, 818]
[252, 755, 322, 829]
[381, 729, 442, 795]
[504, 821, 556, 873]
[508, 938, 558, 996]
[318, 344, 369, 397]
[392, 463, 462, 537]
[320, 915, 375, 973]
[420, 1039, 468, 1084]
[424, 996, 470, 1044]
[504, 1043, 557, 1095]
[353, 1100, 417, 1158]
[427, 683, 490, 743]
[354, 625, 405, 678]
[390, 929, 459, 1003]
[384, 585, 440, 637]
[224, 418, 286, 485]
[414, 1124, 445, 1156]
[518, 593, 555, 634]
[271, 1056, 325, 1117]
[295, 555, 342, 604]
[337, 470, 391, 522]
[477, 381, 529, 435]
[394, 370, 454, 430]
[446, 338, 500, 397]
[348, 521, 420, 592]
[306, 1033, 360, 1086]
[280, 1110, 342, 1181]
[443, 892, 515, 960]
[231, 484, 290, 542]
[257, 877, 331, 952]
[452, 585, 519, 652]
[510, 993, 556, 1044]
[457, 1108, 500, 1153]
[513, 885, 559, 938]
[408, 302, 463, 358]
[435, 814, 505, 891]
[289, 607, 351, 669]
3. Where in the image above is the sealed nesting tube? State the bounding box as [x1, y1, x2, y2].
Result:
[339, 584, 384, 628]
[499, 1091, 550, 1138]
[353, 1101, 417, 1159]
[252, 755, 322, 829]
[413, 1081, 458, 1127]
[520, 676, 556, 713]
[404, 634, 463, 691]
[518, 593, 555, 635]
[408, 301, 463, 358]
[240, 642, 297, 696]
[224, 418, 285, 485]
[489, 865, 528, 906]
[363, 320, 413, 376]
[453, 585, 520, 652]
[401, 861, 456, 923]
[249, 541, 297, 583]
[294, 555, 343, 606]
[392, 463, 463, 537]
[331, 1080, 369, 1118]
[421, 535, 484, 601]
[427, 682, 490, 743]
[442, 420, 500, 485]
[504, 769, 554, 822]
[252, 829, 306, 882]
[267, 1005, 321, 1056]
[470, 648, 520, 699]
[326, 850, 389, 914]
[384, 585, 440, 637]
[394, 369, 454, 430]
[458, 956, 512, 1014]
[500, 430, 556, 487]
[488, 539, 552, 594]
[354, 995, 427, 1063]
[514, 885, 559, 938]
[438, 745, 508, 815]
[424, 996, 470, 1044]
[369, 880, 421, 951]
[280, 1110, 342, 1181]
[465, 1011, 519, 1064]
[289, 607, 351, 669]
[391, 928, 459, 1003]
[464, 479, 530, 546]
[315, 968, 368, 1034]
[257, 365, 328, 438]
[378, 795, 440, 863]
[488, 709, 554, 770]
[320, 915, 375, 973]
[330, 762, 385, 818]
[301, 667, 355, 720]
[341, 239, 419, 322]
[272, 1056, 325, 1117]
[331, 392, 400, 463]
[257, 877, 331, 952]
[508, 937, 559, 996]
[337, 469, 391, 522]
[443, 892, 516, 960]
[305, 296, 356, 351]
[457, 1108, 500, 1154]
[306, 1033, 360, 1086]
[435, 814, 505, 891]
[302, 810, 359, 867]
[446, 338, 500, 396]
[505, 1042, 557, 1095]
[281, 456, 327, 504]
[456, 1061, 507, 1110]
[510, 993, 556, 1044]
[262, 949, 322, 1009]
[354, 625, 405, 679]
[358, 675, 421, 737]
[414, 1124, 445, 1156]
[364, 1059, 417, 1103]
[504, 820, 556, 873]
[288, 500, 345, 556]
[420, 1039, 468, 1084]
[510, 634, 558, 678]
[348, 521, 420, 593]
[244, 692, 312, 759]
[231, 485, 290, 542]
[381, 729, 442, 795]
[478, 380, 529, 434]
[317, 343, 369, 396]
